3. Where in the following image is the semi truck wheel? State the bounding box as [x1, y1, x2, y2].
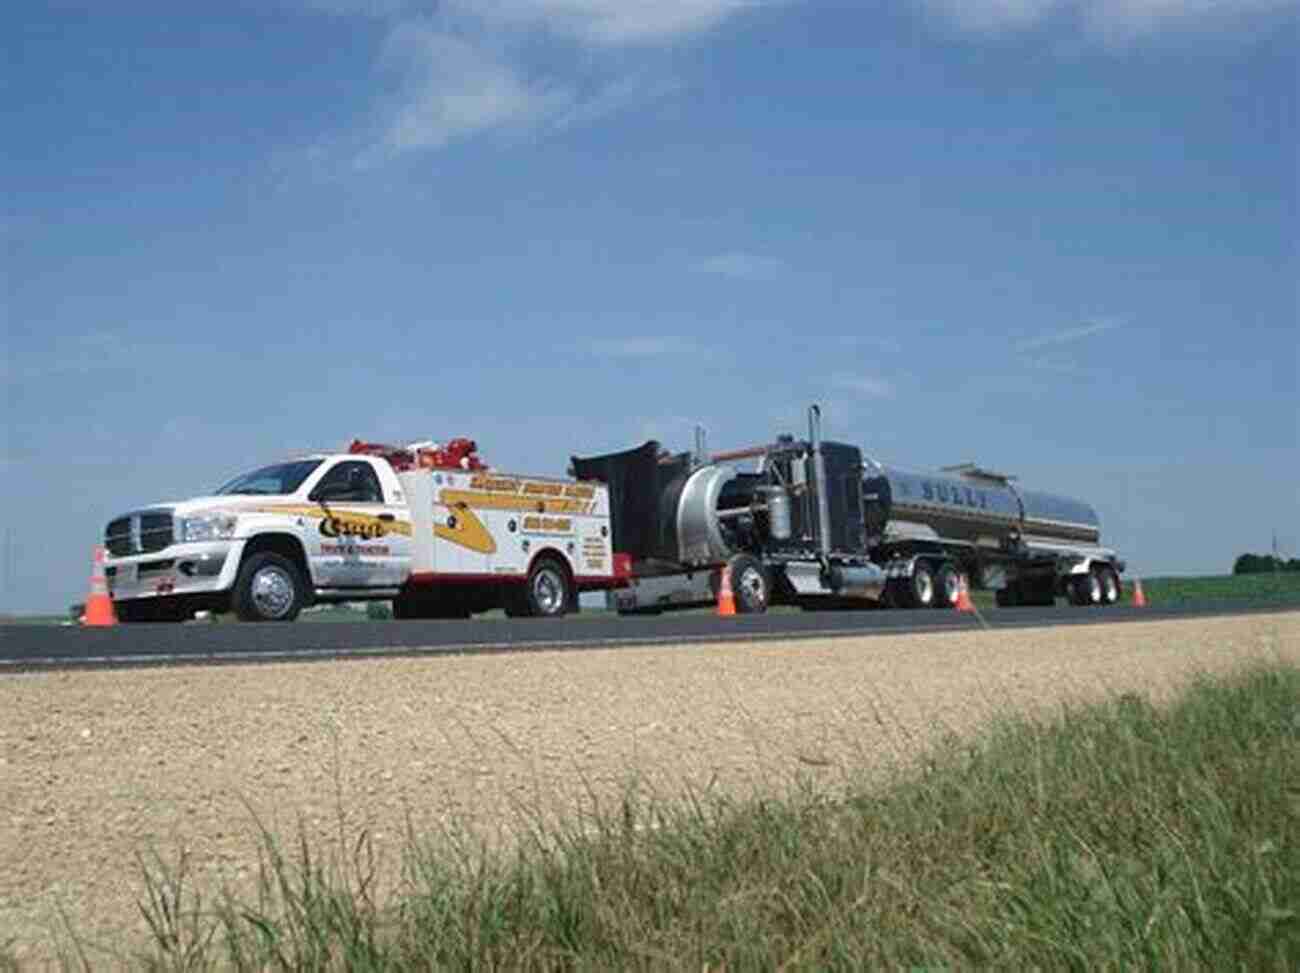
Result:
[522, 556, 572, 618]
[1067, 571, 1102, 607]
[726, 553, 770, 614]
[935, 563, 961, 610]
[906, 561, 936, 609]
[233, 552, 306, 622]
[1098, 565, 1120, 605]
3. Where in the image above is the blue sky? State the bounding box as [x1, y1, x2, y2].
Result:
[3, 0, 1297, 612]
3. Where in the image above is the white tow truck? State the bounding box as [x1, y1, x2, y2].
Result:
[102, 438, 617, 622]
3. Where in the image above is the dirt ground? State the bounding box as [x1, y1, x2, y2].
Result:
[1, 611, 1296, 966]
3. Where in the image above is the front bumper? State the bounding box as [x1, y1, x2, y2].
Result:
[105, 540, 246, 602]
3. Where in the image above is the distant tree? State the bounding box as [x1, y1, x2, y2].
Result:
[1234, 553, 1300, 574]
[1234, 554, 1268, 574]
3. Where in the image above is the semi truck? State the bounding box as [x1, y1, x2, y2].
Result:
[577, 406, 1125, 614]
[101, 438, 618, 622]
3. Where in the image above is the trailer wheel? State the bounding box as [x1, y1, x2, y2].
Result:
[726, 554, 770, 614]
[1097, 565, 1121, 605]
[233, 552, 305, 622]
[906, 561, 936, 609]
[521, 556, 572, 618]
[935, 563, 961, 610]
[1067, 571, 1102, 607]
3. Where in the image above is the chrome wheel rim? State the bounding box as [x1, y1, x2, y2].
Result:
[1103, 572, 1118, 603]
[737, 566, 767, 611]
[532, 567, 565, 615]
[251, 565, 295, 619]
[1089, 574, 1102, 603]
[915, 572, 933, 605]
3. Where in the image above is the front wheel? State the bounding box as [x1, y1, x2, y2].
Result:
[233, 553, 306, 622]
[726, 553, 770, 614]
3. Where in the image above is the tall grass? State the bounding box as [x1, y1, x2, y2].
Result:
[33, 664, 1300, 970]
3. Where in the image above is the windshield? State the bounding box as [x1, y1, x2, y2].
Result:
[214, 460, 324, 496]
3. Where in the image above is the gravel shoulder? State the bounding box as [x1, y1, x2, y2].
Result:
[2, 611, 1296, 965]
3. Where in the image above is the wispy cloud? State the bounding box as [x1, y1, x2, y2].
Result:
[291, 0, 765, 167]
[588, 336, 706, 358]
[1014, 317, 1125, 353]
[830, 373, 897, 399]
[369, 28, 572, 160]
[692, 252, 786, 280]
[915, 0, 1294, 42]
[463, 0, 767, 45]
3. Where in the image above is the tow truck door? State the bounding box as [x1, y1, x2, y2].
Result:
[306, 459, 409, 588]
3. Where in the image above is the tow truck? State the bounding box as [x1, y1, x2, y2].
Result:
[102, 438, 616, 621]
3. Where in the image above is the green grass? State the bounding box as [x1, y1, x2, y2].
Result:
[1138, 571, 1300, 607]
[25, 663, 1297, 971]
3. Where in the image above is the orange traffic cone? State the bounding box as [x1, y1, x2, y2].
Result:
[83, 546, 117, 627]
[1131, 578, 1147, 608]
[955, 575, 975, 613]
[716, 565, 737, 617]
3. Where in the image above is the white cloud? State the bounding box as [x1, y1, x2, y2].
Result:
[588, 336, 705, 357]
[692, 252, 785, 280]
[830, 373, 897, 399]
[916, 0, 1295, 40]
[371, 28, 572, 158]
[460, 0, 762, 44]
[1014, 317, 1124, 352]
[291, 0, 765, 166]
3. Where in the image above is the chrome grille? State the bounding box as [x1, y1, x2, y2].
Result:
[105, 512, 175, 555]
[140, 512, 174, 553]
[106, 517, 133, 556]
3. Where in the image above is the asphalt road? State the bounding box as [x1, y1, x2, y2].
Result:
[2, 600, 1297, 672]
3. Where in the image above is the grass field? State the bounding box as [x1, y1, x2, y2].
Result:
[21, 663, 1296, 971]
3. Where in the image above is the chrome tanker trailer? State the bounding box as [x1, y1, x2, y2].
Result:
[576, 405, 1124, 614]
[862, 462, 1125, 609]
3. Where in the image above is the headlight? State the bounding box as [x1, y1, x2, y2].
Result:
[179, 512, 239, 542]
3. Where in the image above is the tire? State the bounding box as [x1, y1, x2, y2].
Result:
[934, 563, 961, 610]
[726, 553, 770, 614]
[1067, 571, 1103, 607]
[906, 561, 936, 609]
[521, 556, 573, 618]
[233, 552, 306, 622]
[1097, 565, 1121, 606]
[995, 586, 1018, 608]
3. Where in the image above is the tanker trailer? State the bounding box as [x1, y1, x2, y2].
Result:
[573, 406, 888, 614]
[862, 462, 1125, 608]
